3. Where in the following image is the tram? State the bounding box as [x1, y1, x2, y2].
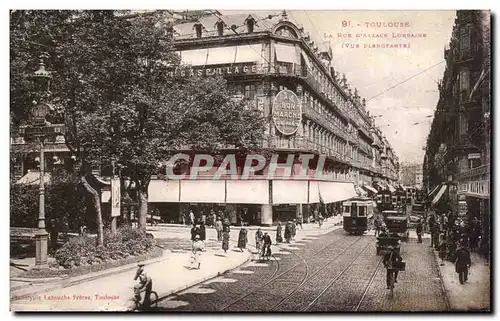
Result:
[342, 197, 376, 235]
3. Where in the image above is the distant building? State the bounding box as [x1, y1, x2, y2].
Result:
[400, 162, 423, 189]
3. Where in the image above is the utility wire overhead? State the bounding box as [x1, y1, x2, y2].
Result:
[366, 60, 445, 102]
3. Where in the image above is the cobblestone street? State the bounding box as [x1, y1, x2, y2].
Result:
[156, 228, 449, 312]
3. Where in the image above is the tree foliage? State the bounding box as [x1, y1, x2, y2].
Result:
[11, 10, 266, 232]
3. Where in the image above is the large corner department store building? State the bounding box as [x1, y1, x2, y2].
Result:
[12, 11, 400, 226]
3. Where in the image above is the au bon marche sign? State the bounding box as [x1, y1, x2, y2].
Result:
[273, 89, 302, 136]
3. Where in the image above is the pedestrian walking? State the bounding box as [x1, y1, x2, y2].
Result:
[284, 221, 292, 243]
[291, 219, 297, 240]
[199, 222, 206, 243]
[318, 214, 324, 228]
[255, 228, 263, 251]
[276, 222, 283, 243]
[181, 211, 186, 225]
[374, 215, 383, 237]
[416, 219, 423, 243]
[438, 234, 447, 266]
[211, 210, 216, 228]
[201, 210, 206, 225]
[455, 244, 471, 284]
[297, 213, 303, 229]
[189, 210, 195, 226]
[222, 219, 230, 253]
[215, 216, 223, 241]
[237, 225, 248, 252]
[190, 235, 204, 269]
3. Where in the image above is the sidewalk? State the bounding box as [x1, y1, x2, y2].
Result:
[10, 217, 341, 311]
[11, 248, 250, 311]
[148, 216, 343, 249]
[433, 250, 490, 311]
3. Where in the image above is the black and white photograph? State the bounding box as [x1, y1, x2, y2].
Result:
[9, 8, 491, 312]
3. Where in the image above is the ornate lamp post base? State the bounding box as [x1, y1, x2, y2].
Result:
[34, 230, 49, 270]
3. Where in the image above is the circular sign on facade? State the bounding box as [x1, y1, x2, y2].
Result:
[272, 89, 302, 136]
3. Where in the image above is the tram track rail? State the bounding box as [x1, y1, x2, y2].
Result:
[220, 234, 362, 311]
[301, 239, 373, 311]
[270, 236, 364, 311]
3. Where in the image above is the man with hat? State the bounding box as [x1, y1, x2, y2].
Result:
[133, 263, 153, 309]
[383, 245, 403, 289]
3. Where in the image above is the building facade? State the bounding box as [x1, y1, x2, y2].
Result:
[400, 162, 423, 189]
[423, 10, 490, 255]
[12, 10, 401, 226]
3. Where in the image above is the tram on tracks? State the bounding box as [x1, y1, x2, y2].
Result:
[342, 197, 376, 235]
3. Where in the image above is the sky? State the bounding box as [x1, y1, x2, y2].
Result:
[221, 10, 456, 164]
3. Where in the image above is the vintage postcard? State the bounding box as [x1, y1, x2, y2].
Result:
[10, 9, 491, 312]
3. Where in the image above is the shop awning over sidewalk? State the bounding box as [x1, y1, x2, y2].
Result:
[227, 180, 269, 204]
[180, 180, 226, 203]
[318, 181, 357, 204]
[272, 180, 308, 205]
[432, 184, 448, 205]
[362, 185, 378, 194]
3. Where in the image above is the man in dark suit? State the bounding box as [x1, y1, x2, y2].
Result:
[455, 244, 471, 284]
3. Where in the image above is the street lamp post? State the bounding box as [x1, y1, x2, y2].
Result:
[20, 54, 64, 270]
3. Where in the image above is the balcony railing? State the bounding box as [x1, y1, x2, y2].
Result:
[302, 104, 348, 141]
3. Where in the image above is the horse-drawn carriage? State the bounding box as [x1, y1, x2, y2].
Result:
[342, 197, 375, 235]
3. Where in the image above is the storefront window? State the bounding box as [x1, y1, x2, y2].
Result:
[244, 84, 256, 100]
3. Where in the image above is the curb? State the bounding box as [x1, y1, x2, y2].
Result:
[431, 248, 452, 311]
[154, 250, 252, 303]
[10, 252, 171, 298]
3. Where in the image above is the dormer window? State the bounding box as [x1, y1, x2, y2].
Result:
[247, 20, 254, 33]
[194, 22, 203, 38]
[216, 21, 224, 36]
[245, 15, 256, 33]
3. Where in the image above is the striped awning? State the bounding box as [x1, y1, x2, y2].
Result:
[432, 185, 448, 205]
[428, 185, 440, 198]
[363, 185, 378, 194]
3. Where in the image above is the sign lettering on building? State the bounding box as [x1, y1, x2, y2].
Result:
[272, 89, 302, 136]
[167, 63, 259, 78]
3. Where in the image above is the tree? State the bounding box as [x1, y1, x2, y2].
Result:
[11, 10, 266, 235]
